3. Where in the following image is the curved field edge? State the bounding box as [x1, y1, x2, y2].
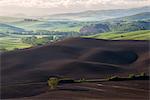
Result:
[83, 30, 150, 40]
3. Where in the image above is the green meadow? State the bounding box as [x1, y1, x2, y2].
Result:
[0, 36, 31, 51]
[84, 30, 150, 40]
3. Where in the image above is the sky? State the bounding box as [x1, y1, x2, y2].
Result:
[0, 0, 149, 16]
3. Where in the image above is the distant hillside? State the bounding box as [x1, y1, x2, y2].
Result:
[0, 16, 22, 23]
[120, 12, 150, 21]
[80, 23, 110, 34]
[47, 6, 150, 21]
[79, 12, 150, 34]
[0, 23, 25, 33]
[110, 21, 150, 32]
[0, 6, 149, 34]
[85, 30, 150, 40]
[80, 20, 150, 34]
[108, 12, 150, 22]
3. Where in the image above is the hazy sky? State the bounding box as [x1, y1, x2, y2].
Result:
[0, 0, 149, 16]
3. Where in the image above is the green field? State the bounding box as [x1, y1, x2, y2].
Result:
[1, 30, 150, 51]
[0, 36, 32, 51]
[0, 33, 61, 51]
[84, 30, 150, 40]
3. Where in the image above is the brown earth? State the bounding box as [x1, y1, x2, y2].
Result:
[1, 38, 150, 99]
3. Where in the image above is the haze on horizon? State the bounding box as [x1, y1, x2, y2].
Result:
[0, 0, 150, 17]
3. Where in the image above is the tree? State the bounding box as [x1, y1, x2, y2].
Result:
[0, 48, 7, 52]
[48, 77, 59, 89]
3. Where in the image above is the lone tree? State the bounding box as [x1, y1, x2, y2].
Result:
[48, 77, 59, 89]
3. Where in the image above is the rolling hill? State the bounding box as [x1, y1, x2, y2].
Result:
[84, 30, 150, 40]
[46, 6, 150, 21]
[0, 5, 150, 100]
[116, 12, 150, 21]
[80, 21, 150, 34]
[1, 38, 150, 99]
[0, 6, 149, 33]
[0, 23, 25, 33]
[0, 6, 150, 52]
[105, 12, 150, 22]
[0, 16, 22, 23]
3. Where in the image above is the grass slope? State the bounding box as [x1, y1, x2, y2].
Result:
[85, 30, 150, 40]
[0, 36, 31, 51]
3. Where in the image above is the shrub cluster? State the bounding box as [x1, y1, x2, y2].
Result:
[108, 72, 148, 81]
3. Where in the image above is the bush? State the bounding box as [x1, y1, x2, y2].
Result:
[128, 74, 136, 79]
[139, 72, 146, 77]
[137, 72, 149, 80]
[48, 77, 59, 89]
[107, 73, 148, 81]
[108, 76, 120, 81]
[79, 78, 86, 82]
